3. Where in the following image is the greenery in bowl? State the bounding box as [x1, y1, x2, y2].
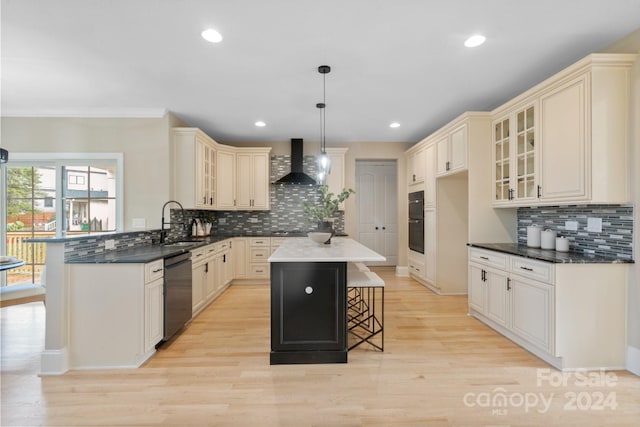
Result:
[302, 185, 355, 224]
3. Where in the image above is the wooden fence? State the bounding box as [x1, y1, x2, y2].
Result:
[5, 231, 51, 274]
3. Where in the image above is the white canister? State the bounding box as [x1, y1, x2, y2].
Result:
[541, 229, 557, 250]
[527, 225, 541, 248]
[556, 236, 570, 252]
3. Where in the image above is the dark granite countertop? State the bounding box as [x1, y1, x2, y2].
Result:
[66, 232, 348, 264]
[468, 243, 634, 264]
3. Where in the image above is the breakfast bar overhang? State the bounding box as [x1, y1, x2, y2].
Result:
[268, 238, 385, 364]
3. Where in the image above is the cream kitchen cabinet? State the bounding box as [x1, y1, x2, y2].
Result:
[248, 237, 270, 279]
[407, 250, 425, 281]
[171, 128, 218, 209]
[468, 246, 627, 370]
[436, 123, 467, 177]
[216, 148, 237, 210]
[232, 237, 248, 278]
[406, 144, 426, 186]
[492, 101, 538, 206]
[236, 148, 272, 210]
[191, 239, 233, 317]
[492, 53, 636, 207]
[144, 260, 164, 354]
[424, 143, 436, 208]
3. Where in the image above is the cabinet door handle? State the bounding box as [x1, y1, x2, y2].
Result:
[480, 269, 485, 282]
[205, 262, 209, 273]
[412, 174, 416, 182]
[520, 266, 534, 272]
[480, 256, 489, 261]
[537, 185, 541, 198]
[375, 226, 379, 230]
[446, 161, 450, 171]
[210, 197, 213, 205]
[382, 226, 386, 230]
[223, 254, 226, 263]
[305, 286, 313, 295]
[507, 277, 511, 291]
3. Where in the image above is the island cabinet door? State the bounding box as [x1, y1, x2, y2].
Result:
[271, 262, 346, 352]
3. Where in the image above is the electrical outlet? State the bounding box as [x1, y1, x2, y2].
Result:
[105, 239, 115, 250]
[565, 221, 579, 231]
[587, 217, 602, 233]
[132, 218, 146, 229]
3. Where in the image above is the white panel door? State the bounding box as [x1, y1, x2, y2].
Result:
[355, 160, 398, 266]
[510, 275, 553, 352]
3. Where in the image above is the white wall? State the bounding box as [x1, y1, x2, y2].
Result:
[1, 113, 185, 230]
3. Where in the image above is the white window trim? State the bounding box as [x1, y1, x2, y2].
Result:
[1, 152, 124, 240]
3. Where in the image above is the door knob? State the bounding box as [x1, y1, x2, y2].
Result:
[375, 226, 379, 230]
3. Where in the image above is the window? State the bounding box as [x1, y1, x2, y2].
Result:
[1, 153, 123, 286]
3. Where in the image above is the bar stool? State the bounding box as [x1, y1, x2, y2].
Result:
[346, 270, 384, 351]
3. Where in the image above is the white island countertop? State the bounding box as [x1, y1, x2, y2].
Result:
[268, 237, 386, 263]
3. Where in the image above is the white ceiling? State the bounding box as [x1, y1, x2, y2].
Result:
[2, 0, 640, 144]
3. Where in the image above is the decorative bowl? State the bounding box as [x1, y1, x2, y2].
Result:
[308, 232, 332, 244]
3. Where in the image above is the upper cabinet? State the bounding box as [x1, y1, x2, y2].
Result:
[492, 53, 637, 207]
[216, 147, 237, 210]
[236, 148, 272, 210]
[492, 101, 538, 206]
[436, 123, 467, 177]
[171, 128, 272, 211]
[406, 145, 426, 186]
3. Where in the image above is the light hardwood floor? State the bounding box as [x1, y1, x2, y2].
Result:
[1, 267, 639, 426]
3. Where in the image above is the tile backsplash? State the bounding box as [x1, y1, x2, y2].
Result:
[517, 205, 633, 260]
[210, 154, 345, 235]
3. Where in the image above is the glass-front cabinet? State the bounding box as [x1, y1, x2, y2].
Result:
[493, 101, 538, 206]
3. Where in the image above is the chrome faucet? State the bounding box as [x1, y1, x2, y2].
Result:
[160, 200, 185, 244]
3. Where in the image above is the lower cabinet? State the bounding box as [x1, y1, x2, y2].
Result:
[270, 262, 347, 364]
[191, 239, 233, 317]
[468, 247, 627, 370]
[144, 276, 164, 353]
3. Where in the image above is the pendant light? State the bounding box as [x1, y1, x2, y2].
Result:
[316, 65, 331, 184]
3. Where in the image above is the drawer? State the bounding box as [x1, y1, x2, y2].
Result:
[510, 256, 554, 284]
[215, 240, 231, 252]
[408, 260, 425, 279]
[145, 259, 164, 283]
[250, 247, 270, 262]
[203, 244, 217, 257]
[191, 247, 208, 265]
[468, 248, 508, 270]
[249, 237, 270, 247]
[249, 263, 269, 278]
[270, 237, 287, 248]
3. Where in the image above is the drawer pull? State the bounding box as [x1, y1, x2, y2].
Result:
[305, 286, 313, 295]
[480, 256, 489, 260]
[520, 266, 534, 272]
[255, 254, 263, 257]
[152, 268, 163, 273]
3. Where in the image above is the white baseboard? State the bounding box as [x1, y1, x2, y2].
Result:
[40, 348, 69, 376]
[627, 345, 640, 376]
[396, 266, 409, 277]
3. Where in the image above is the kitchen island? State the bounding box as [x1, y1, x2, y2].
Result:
[268, 238, 385, 364]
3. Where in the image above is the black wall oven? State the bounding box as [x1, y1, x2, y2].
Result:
[408, 191, 424, 254]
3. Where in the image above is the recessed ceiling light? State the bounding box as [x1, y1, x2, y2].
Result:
[389, 122, 400, 128]
[464, 34, 486, 48]
[255, 121, 266, 127]
[201, 28, 223, 43]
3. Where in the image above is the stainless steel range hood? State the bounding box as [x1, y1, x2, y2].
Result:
[273, 138, 316, 185]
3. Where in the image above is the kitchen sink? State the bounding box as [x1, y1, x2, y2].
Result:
[163, 241, 198, 248]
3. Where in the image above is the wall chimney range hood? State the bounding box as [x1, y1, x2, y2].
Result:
[274, 138, 316, 185]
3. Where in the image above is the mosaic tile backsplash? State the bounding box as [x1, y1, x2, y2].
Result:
[517, 205, 633, 260]
[211, 154, 345, 235]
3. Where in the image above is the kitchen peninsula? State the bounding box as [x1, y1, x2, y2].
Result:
[268, 238, 385, 364]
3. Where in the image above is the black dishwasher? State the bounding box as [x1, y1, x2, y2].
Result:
[163, 252, 192, 342]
